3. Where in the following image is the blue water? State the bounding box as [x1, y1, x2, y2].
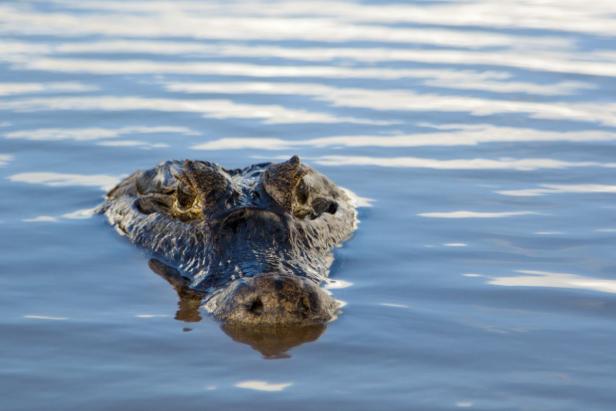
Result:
[2, 1, 616, 410]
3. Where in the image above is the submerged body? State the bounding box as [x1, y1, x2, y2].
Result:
[100, 156, 357, 327]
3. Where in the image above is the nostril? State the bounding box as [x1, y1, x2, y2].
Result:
[310, 198, 338, 218]
[247, 298, 264, 315]
[299, 296, 311, 318]
[273, 278, 284, 291]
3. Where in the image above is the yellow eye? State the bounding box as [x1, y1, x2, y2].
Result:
[263, 155, 305, 211]
[295, 179, 309, 205]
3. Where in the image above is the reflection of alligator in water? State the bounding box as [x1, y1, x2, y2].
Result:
[100, 156, 357, 355]
[222, 322, 326, 359]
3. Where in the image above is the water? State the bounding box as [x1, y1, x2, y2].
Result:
[2, 1, 616, 410]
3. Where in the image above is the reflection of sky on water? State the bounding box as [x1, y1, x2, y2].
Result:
[193, 125, 616, 150]
[22, 206, 98, 224]
[4, 78, 616, 126]
[5, 126, 197, 142]
[417, 211, 538, 219]
[0, 154, 12, 166]
[0, 82, 97, 96]
[234, 380, 293, 392]
[2, 0, 616, 410]
[497, 184, 616, 197]
[23, 315, 69, 321]
[8, 172, 119, 191]
[164, 77, 595, 97]
[0, 96, 387, 125]
[488, 270, 616, 295]
[311, 156, 616, 171]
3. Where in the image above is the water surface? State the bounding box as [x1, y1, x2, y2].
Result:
[2, 1, 616, 410]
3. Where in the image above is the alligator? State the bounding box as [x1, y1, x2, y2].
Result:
[100, 156, 357, 337]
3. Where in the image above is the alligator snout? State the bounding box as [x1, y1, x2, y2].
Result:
[205, 274, 339, 326]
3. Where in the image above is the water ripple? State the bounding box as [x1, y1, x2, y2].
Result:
[2, 0, 616, 409]
[488, 270, 616, 295]
[498, 184, 616, 197]
[311, 155, 616, 171]
[418, 211, 539, 219]
[0, 154, 12, 167]
[8, 172, 119, 191]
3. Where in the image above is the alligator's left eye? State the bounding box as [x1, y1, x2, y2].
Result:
[264, 155, 338, 219]
[263, 155, 306, 212]
[295, 178, 310, 205]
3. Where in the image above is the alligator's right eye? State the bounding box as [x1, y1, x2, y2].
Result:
[295, 179, 309, 205]
[176, 186, 195, 210]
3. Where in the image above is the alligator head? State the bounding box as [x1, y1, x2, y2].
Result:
[103, 156, 357, 333]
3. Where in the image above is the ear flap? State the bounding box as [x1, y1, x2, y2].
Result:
[263, 155, 307, 212]
[178, 160, 230, 204]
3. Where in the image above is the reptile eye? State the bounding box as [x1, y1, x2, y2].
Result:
[295, 179, 309, 205]
[180, 160, 230, 204]
[176, 186, 195, 209]
[263, 155, 305, 211]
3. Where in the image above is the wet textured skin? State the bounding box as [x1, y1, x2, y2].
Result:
[100, 156, 357, 334]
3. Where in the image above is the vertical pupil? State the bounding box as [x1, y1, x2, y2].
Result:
[296, 180, 309, 204]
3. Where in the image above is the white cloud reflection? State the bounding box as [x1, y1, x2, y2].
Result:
[6, 37, 616, 79]
[5, 38, 616, 79]
[0, 154, 12, 167]
[0, 3, 567, 49]
[1, 0, 615, 132]
[153, 81, 616, 126]
[62, 206, 98, 220]
[235, 380, 292, 392]
[8, 57, 517, 82]
[23, 314, 68, 321]
[488, 270, 616, 294]
[5, 126, 197, 142]
[2, 64, 608, 125]
[97, 140, 169, 149]
[165, 76, 591, 97]
[23, 206, 99, 224]
[0, 0, 615, 92]
[97, 0, 609, 38]
[8, 172, 118, 191]
[379, 302, 410, 309]
[0, 96, 385, 125]
[419, 211, 538, 219]
[193, 124, 616, 151]
[310, 156, 616, 171]
[497, 184, 616, 197]
[0, 82, 97, 96]
[23, 215, 59, 223]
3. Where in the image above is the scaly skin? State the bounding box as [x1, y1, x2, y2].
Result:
[100, 156, 357, 327]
